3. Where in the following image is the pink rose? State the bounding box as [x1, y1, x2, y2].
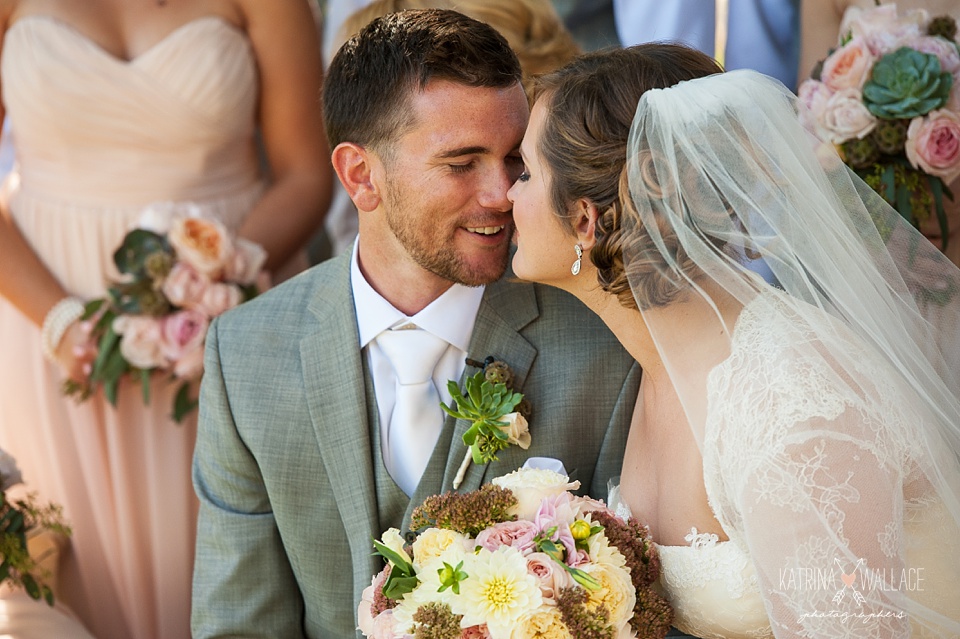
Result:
[195, 282, 243, 317]
[223, 237, 268, 286]
[906, 110, 960, 183]
[172, 343, 205, 381]
[357, 583, 376, 636]
[113, 315, 167, 369]
[901, 35, 960, 74]
[820, 88, 878, 144]
[525, 551, 574, 603]
[534, 494, 578, 562]
[820, 37, 875, 91]
[162, 262, 210, 309]
[797, 79, 835, 140]
[168, 216, 232, 278]
[159, 309, 209, 363]
[460, 625, 490, 639]
[474, 520, 539, 554]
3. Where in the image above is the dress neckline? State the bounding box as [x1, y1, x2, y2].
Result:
[7, 14, 242, 64]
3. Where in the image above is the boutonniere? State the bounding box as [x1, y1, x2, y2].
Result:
[441, 357, 533, 489]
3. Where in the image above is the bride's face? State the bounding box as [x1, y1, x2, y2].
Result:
[508, 99, 579, 286]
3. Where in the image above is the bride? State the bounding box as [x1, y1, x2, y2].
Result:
[508, 43, 960, 638]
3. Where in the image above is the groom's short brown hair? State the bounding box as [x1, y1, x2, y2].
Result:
[323, 9, 522, 154]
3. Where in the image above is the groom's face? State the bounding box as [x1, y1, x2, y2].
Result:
[376, 79, 529, 286]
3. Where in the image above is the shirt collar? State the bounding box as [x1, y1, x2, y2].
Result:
[351, 237, 485, 351]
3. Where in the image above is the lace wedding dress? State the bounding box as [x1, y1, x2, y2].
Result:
[613, 292, 959, 639]
[0, 15, 263, 639]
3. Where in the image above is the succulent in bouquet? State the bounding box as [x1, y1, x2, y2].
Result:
[63, 211, 267, 422]
[799, 4, 960, 246]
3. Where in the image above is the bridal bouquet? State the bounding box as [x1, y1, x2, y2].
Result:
[64, 206, 267, 422]
[798, 5, 959, 243]
[358, 468, 673, 639]
[0, 447, 71, 605]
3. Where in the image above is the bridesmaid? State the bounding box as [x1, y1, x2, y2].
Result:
[0, 0, 331, 637]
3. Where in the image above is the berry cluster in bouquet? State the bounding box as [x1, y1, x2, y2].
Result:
[64, 206, 268, 421]
[359, 467, 672, 639]
[799, 4, 960, 244]
[0, 447, 71, 605]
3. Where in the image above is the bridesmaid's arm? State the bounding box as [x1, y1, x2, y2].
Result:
[0, 1, 94, 377]
[798, 0, 846, 83]
[235, 0, 333, 275]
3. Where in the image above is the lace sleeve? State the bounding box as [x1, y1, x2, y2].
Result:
[703, 299, 952, 638]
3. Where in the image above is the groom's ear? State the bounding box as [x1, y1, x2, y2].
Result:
[331, 142, 381, 212]
[573, 198, 600, 250]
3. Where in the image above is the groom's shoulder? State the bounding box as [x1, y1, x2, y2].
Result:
[487, 276, 613, 335]
[215, 254, 349, 336]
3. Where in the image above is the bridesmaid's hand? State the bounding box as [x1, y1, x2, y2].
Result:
[55, 320, 98, 384]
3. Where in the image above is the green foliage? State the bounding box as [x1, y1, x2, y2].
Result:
[863, 47, 952, 119]
[0, 491, 71, 606]
[441, 371, 523, 464]
[373, 540, 419, 600]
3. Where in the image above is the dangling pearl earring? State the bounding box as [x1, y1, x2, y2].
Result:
[571, 244, 583, 276]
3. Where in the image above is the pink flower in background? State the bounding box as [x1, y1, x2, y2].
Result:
[160, 310, 208, 363]
[224, 237, 268, 285]
[113, 315, 166, 369]
[841, 4, 926, 56]
[820, 88, 878, 143]
[902, 35, 960, 74]
[820, 37, 875, 91]
[460, 624, 490, 638]
[168, 217, 232, 278]
[906, 110, 960, 183]
[196, 282, 243, 318]
[172, 344, 205, 381]
[162, 262, 209, 309]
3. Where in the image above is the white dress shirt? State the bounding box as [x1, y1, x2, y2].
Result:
[350, 239, 485, 468]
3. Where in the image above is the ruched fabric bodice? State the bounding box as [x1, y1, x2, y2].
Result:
[0, 15, 265, 639]
[1, 15, 264, 297]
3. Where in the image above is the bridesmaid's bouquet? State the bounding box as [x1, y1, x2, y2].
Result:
[0, 447, 71, 605]
[359, 468, 672, 639]
[798, 5, 959, 242]
[63, 208, 268, 422]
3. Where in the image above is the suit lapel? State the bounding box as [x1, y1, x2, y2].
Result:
[440, 279, 539, 493]
[300, 254, 379, 588]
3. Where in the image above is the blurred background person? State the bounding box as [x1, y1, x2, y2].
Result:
[0, 0, 331, 637]
[613, 0, 801, 91]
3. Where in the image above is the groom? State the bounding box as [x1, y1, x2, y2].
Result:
[191, 9, 640, 638]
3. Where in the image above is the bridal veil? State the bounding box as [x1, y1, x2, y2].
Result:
[622, 70, 960, 636]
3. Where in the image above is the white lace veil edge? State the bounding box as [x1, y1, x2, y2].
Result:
[622, 69, 960, 634]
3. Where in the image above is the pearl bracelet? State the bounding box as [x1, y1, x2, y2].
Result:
[40, 297, 85, 363]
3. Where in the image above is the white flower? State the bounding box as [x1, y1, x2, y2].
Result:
[492, 468, 580, 521]
[454, 546, 543, 639]
[587, 527, 628, 571]
[820, 87, 878, 144]
[501, 412, 531, 449]
[580, 562, 637, 630]
[411, 528, 469, 574]
[379, 527, 411, 566]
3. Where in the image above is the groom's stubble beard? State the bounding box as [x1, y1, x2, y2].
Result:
[382, 175, 511, 287]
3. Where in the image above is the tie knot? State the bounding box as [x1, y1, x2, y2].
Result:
[376, 327, 448, 385]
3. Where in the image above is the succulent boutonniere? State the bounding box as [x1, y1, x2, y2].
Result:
[441, 358, 532, 489]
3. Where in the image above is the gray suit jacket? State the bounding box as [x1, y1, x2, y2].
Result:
[191, 250, 640, 638]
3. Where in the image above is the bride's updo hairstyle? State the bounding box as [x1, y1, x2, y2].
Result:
[534, 44, 721, 309]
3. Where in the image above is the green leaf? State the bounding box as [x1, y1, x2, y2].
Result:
[172, 382, 198, 423]
[140, 368, 152, 405]
[930, 175, 950, 251]
[372, 540, 414, 574]
[113, 229, 170, 275]
[22, 574, 40, 600]
[90, 325, 121, 382]
[382, 575, 419, 600]
[80, 298, 105, 321]
[895, 181, 914, 226]
[104, 377, 120, 407]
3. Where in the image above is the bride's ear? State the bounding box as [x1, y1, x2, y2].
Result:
[573, 198, 600, 251]
[331, 142, 381, 212]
